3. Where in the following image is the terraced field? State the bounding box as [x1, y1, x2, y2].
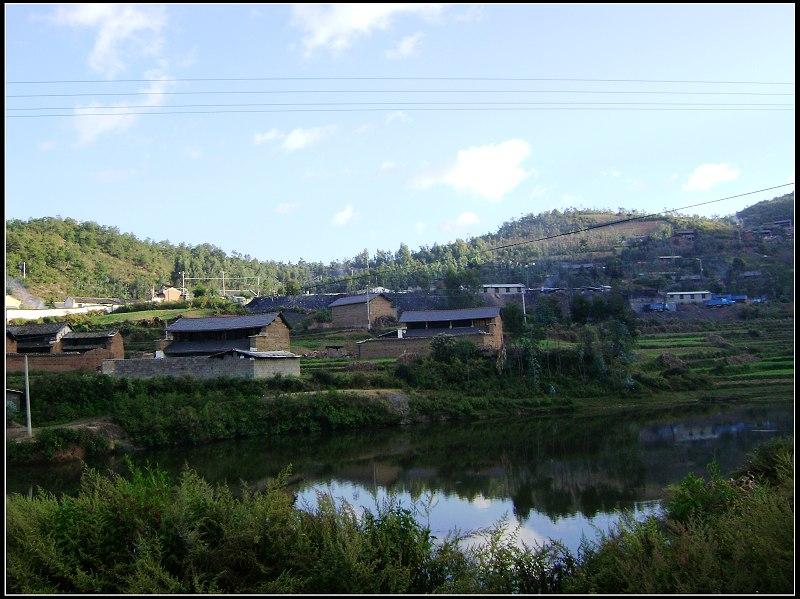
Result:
[636, 318, 794, 396]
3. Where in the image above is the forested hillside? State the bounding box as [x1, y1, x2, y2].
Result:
[4, 195, 789, 304]
[735, 193, 794, 228]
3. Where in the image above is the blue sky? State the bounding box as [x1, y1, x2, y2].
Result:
[5, 4, 795, 263]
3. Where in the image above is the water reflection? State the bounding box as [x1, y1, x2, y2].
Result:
[7, 402, 792, 552]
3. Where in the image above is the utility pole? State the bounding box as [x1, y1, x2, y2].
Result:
[24, 355, 32, 437]
[181, 271, 186, 296]
[366, 289, 371, 330]
[221, 270, 225, 297]
[522, 290, 527, 325]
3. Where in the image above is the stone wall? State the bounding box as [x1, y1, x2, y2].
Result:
[102, 354, 300, 379]
[331, 296, 397, 329]
[6, 348, 117, 373]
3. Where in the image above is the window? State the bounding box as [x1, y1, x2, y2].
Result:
[505, 287, 510, 293]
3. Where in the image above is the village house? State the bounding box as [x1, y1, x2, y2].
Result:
[60, 330, 124, 357]
[328, 293, 397, 329]
[60, 296, 123, 309]
[161, 312, 292, 356]
[6, 324, 126, 373]
[665, 290, 711, 305]
[356, 306, 503, 359]
[6, 322, 73, 354]
[150, 286, 184, 303]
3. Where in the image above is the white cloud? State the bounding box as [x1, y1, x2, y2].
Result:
[38, 140, 57, 152]
[52, 4, 166, 77]
[440, 211, 479, 233]
[385, 110, 411, 124]
[379, 161, 399, 173]
[73, 70, 171, 145]
[386, 32, 423, 59]
[682, 163, 740, 191]
[253, 129, 283, 145]
[292, 4, 442, 55]
[332, 204, 356, 226]
[417, 139, 533, 202]
[254, 126, 336, 151]
[414, 221, 427, 234]
[275, 202, 298, 214]
[185, 146, 203, 159]
[529, 184, 551, 199]
[283, 125, 336, 151]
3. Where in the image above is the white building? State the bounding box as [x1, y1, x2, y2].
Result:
[481, 284, 526, 295]
[665, 290, 711, 304]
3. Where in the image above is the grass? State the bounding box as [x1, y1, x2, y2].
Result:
[7, 438, 793, 594]
[88, 308, 217, 325]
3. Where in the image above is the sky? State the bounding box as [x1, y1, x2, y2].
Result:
[5, 3, 796, 263]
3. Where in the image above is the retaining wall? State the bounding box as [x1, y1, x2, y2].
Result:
[102, 354, 300, 380]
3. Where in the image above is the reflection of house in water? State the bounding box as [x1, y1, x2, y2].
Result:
[639, 422, 748, 443]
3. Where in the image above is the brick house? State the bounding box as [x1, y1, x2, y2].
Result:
[151, 286, 184, 303]
[60, 331, 124, 358]
[357, 306, 504, 359]
[329, 293, 397, 329]
[6, 326, 126, 373]
[6, 323, 73, 354]
[162, 312, 292, 356]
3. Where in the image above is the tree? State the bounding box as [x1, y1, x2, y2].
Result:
[501, 302, 526, 338]
[284, 280, 301, 295]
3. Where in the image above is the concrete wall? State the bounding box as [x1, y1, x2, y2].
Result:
[249, 318, 291, 351]
[102, 354, 300, 379]
[6, 348, 118, 373]
[5, 306, 112, 322]
[331, 296, 396, 329]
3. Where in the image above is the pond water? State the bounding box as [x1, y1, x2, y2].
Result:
[6, 402, 792, 554]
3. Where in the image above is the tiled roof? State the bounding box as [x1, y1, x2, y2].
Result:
[6, 323, 71, 337]
[166, 312, 284, 333]
[328, 293, 391, 308]
[399, 306, 501, 323]
[63, 331, 117, 339]
[248, 291, 491, 315]
[164, 338, 251, 355]
[403, 326, 488, 338]
[208, 349, 300, 359]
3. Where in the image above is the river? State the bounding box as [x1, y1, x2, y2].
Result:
[6, 401, 792, 554]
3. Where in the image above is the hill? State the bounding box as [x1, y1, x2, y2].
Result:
[735, 193, 794, 229]
[4, 194, 792, 305]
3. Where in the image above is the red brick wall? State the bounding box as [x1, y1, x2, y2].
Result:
[6, 333, 17, 354]
[5, 348, 117, 373]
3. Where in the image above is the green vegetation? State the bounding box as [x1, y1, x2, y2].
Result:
[7, 437, 793, 593]
[566, 436, 794, 593]
[8, 193, 792, 304]
[6, 427, 111, 464]
[735, 192, 794, 229]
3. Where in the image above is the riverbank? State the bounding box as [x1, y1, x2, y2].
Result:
[7, 434, 793, 593]
[7, 379, 793, 465]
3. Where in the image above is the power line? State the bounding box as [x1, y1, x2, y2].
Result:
[7, 89, 795, 99]
[7, 101, 794, 111]
[299, 183, 795, 291]
[6, 76, 795, 85]
[7, 107, 793, 119]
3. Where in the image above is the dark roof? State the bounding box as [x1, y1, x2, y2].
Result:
[166, 312, 286, 333]
[6, 329, 16, 339]
[164, 338, 251, 355]
[6, 323, 71, 337]
[399, 306, 501, 323]
[63, 330, 118, 340]
[328, 293, 392, 308]
[208, 349, 299, 359]
[247, 291, 491, 315]
[403, 326, 488, 339]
